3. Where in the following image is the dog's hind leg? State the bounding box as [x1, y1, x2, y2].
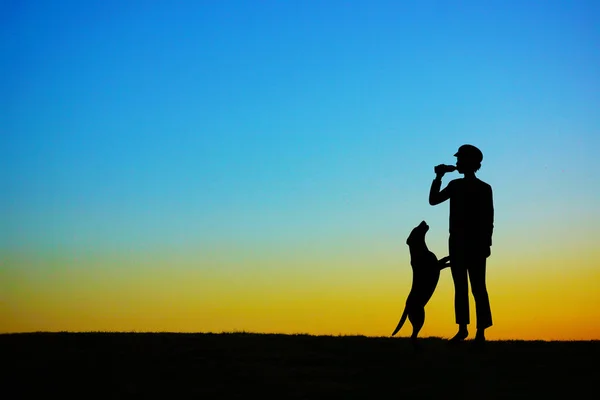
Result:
[408, 307, 425, 340]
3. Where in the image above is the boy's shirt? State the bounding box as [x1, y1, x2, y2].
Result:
[431, 177, 494, 249]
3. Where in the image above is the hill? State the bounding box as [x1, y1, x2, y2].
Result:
[3, 332, 599, 398]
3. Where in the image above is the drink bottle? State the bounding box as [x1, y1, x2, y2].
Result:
[434, 164, 457, 174]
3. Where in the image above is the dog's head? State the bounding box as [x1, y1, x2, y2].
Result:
[406, 220, 429, 246]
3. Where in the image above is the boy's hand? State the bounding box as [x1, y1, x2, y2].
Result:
[484, 247, 491, 258]
[434, 164, 456, 178]
[434, 164, 445, 178]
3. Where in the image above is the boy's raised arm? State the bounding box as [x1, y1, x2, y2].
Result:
[429, 174, 451, 205]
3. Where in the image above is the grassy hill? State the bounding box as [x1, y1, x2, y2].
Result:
[3, 332, 599, 398]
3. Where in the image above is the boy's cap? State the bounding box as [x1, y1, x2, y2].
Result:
[454, 144, 483, 163]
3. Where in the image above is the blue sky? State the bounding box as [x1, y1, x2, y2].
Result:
[2, 0, 599, 256]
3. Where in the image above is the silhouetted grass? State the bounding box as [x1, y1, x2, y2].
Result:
[3, 332, 599, 398]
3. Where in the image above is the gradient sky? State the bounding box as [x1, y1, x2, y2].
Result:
[2, 0, 599, 340]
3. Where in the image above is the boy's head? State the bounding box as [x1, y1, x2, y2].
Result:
[454, 144, 483, 173]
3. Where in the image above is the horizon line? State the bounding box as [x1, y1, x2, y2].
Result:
[2, 330, 599, 342]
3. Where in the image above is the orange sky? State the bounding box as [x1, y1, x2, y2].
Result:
[4, 242, 599, 340]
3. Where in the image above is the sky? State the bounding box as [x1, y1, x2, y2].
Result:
[2, 0, 599, 340]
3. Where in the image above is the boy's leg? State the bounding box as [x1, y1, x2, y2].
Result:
[468, 257, 492, 337]
[450, 257, 470, 340]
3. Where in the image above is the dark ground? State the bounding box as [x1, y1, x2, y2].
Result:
[3, 332, 599, 398]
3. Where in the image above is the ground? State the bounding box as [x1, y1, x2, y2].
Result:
[3, 332, 599, 398]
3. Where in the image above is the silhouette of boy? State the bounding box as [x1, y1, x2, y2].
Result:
[429, 144, 494, 342]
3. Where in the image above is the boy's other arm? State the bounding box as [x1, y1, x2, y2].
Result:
[429, 176, 451, 205]
[486, 185, 494, 247]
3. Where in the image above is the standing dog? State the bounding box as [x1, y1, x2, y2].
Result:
[391, 221, 450, 339]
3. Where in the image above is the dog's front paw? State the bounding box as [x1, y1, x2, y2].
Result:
[439, 256, 451, 269]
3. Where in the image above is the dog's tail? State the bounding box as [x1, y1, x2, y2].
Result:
[391, 306, 408, 336]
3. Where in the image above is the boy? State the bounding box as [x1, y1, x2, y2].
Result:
[429, 144, 494, 342]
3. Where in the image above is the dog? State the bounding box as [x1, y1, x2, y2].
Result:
[391, 220, 450, 339]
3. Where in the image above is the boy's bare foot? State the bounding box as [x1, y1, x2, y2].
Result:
[474, 329, 486, 343]
[449, 329, 469, 342]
